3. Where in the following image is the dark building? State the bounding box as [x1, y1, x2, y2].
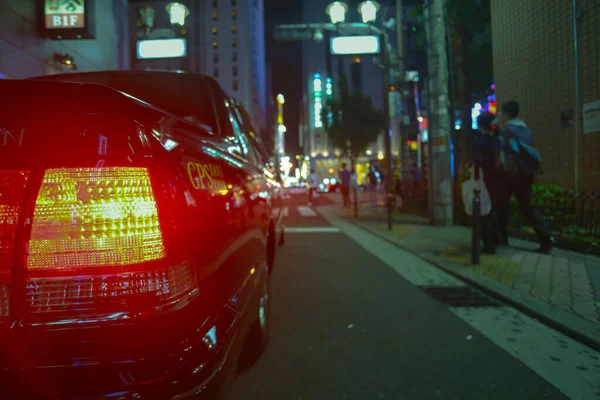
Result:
[0, 0, 129, 78]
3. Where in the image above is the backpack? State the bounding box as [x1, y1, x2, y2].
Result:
[497, 127, 541, 176]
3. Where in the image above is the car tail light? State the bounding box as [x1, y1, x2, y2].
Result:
[0, 171, 30, 317]
[23, 167, 196, 316]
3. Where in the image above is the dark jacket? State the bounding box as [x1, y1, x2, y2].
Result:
[473, 131, 502, 192]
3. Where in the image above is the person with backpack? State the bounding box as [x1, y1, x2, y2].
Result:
[496, 100, 555, 254]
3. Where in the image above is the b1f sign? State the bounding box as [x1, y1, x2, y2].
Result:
[45, 0, 85, 28]
[41, 0, 95, 39]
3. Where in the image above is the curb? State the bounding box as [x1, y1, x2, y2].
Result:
[342, 216, 600, 353]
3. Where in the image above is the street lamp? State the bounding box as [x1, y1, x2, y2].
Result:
[166, 2, 190, 26]
[326, 2, 348, 24]
[358, 1, 380, 24]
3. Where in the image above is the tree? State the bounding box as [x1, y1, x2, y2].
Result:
[322, 70, 385, 160]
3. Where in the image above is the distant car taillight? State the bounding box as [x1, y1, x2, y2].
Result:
[0, 171, 30, 317]
[24, 167, 196, 316]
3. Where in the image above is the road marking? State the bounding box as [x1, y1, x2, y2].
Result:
[284, 227, 340, 233]
[297, 206, 317, 217]
[272, 207, 288, 220]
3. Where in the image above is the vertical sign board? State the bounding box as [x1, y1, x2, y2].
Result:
[41, 0, 95, 40]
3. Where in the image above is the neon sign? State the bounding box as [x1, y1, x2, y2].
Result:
[313, 74, 323, 128]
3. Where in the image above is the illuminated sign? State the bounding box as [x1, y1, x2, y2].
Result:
[45, 0, 85, 28]
[41, 0, 95, 39]
[313, 74, 323, 128]
[137, 39, 187, 59]
[330, 35, 380, 56]
[472, 103, 482, 130]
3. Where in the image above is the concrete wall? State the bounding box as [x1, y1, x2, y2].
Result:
[491, 0, 600, 191]
[0, 0, 129, 78]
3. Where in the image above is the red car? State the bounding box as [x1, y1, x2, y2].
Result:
[0, 71, 279, 399]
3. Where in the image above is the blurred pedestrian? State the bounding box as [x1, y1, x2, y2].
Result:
[339, 162, 351, 207]
[367, 167, 378, 202]
[308, 169, 319, 206]
[496, 100, 555, 253]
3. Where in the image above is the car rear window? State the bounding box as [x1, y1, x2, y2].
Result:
[34, 73, 218, 133]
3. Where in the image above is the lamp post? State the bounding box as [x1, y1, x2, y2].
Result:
[326, 2, 349, 24]
[358, 1, 380, 24]
[166, 2, 190, 26]
[272, 3, 396, 228]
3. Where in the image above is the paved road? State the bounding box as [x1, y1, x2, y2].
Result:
[229, 194, 591, 399]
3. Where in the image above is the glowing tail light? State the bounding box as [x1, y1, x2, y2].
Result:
[27, 167, 165, 270]
[24, 167, 197, 316]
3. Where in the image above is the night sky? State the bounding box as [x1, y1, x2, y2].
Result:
[264, 0, 303, 156]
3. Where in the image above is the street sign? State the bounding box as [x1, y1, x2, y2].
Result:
[273, 29, 312, 41]
[330, 35, 380, 56]
[41, 0, 95, 39]
[137, 39, 187, 59]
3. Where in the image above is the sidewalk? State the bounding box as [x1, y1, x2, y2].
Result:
[320, 194, 600, 349]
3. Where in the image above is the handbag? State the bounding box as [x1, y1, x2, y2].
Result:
[461, 167, 492, 217]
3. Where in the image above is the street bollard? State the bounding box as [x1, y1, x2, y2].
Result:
[354, 187, 358, 217]
[471, 165, 481, 265]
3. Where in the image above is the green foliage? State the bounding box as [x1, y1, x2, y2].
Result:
[322, 71, 385, 157]
[457, 179, 599, 246]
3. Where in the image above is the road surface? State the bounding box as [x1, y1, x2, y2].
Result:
[230, 192, 599, 400]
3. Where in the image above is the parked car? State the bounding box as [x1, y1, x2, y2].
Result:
[0, 70, 279, 399]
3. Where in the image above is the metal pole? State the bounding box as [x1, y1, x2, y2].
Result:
[573, 0, 580, 192]
[396, 0, 408, 184]
[471, 164, 481, 265]
[424, 0, 453, 226]
[381, 33, 393, 231]
[354, 187, 358, 217]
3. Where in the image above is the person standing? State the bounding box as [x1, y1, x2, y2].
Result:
[496, 100, 555, 253]
[472, 112, 502, 254]
[307, 169, 319, 206]
[339, 162, 351, 207]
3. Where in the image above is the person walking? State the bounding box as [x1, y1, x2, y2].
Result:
[472, 111, 502, 254]
[367, 167, 378, 202]
[307, 169, 319, 206]
[496, 100, 555, 253]
[339, 162, 351, 207]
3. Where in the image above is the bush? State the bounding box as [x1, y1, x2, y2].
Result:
[457, 178, 598, 246]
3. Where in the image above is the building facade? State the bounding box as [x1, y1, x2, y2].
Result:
[0, 0, 129, 78]
[129, 0, 267, 133]
[301, 0, 387, 160]
[491, 0, 600, 191]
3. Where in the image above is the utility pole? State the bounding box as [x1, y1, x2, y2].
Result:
[396, 0, 409, 184]
[424, 0, 453, 226]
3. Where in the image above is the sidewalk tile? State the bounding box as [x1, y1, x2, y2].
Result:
[321, 196, 600, 347]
